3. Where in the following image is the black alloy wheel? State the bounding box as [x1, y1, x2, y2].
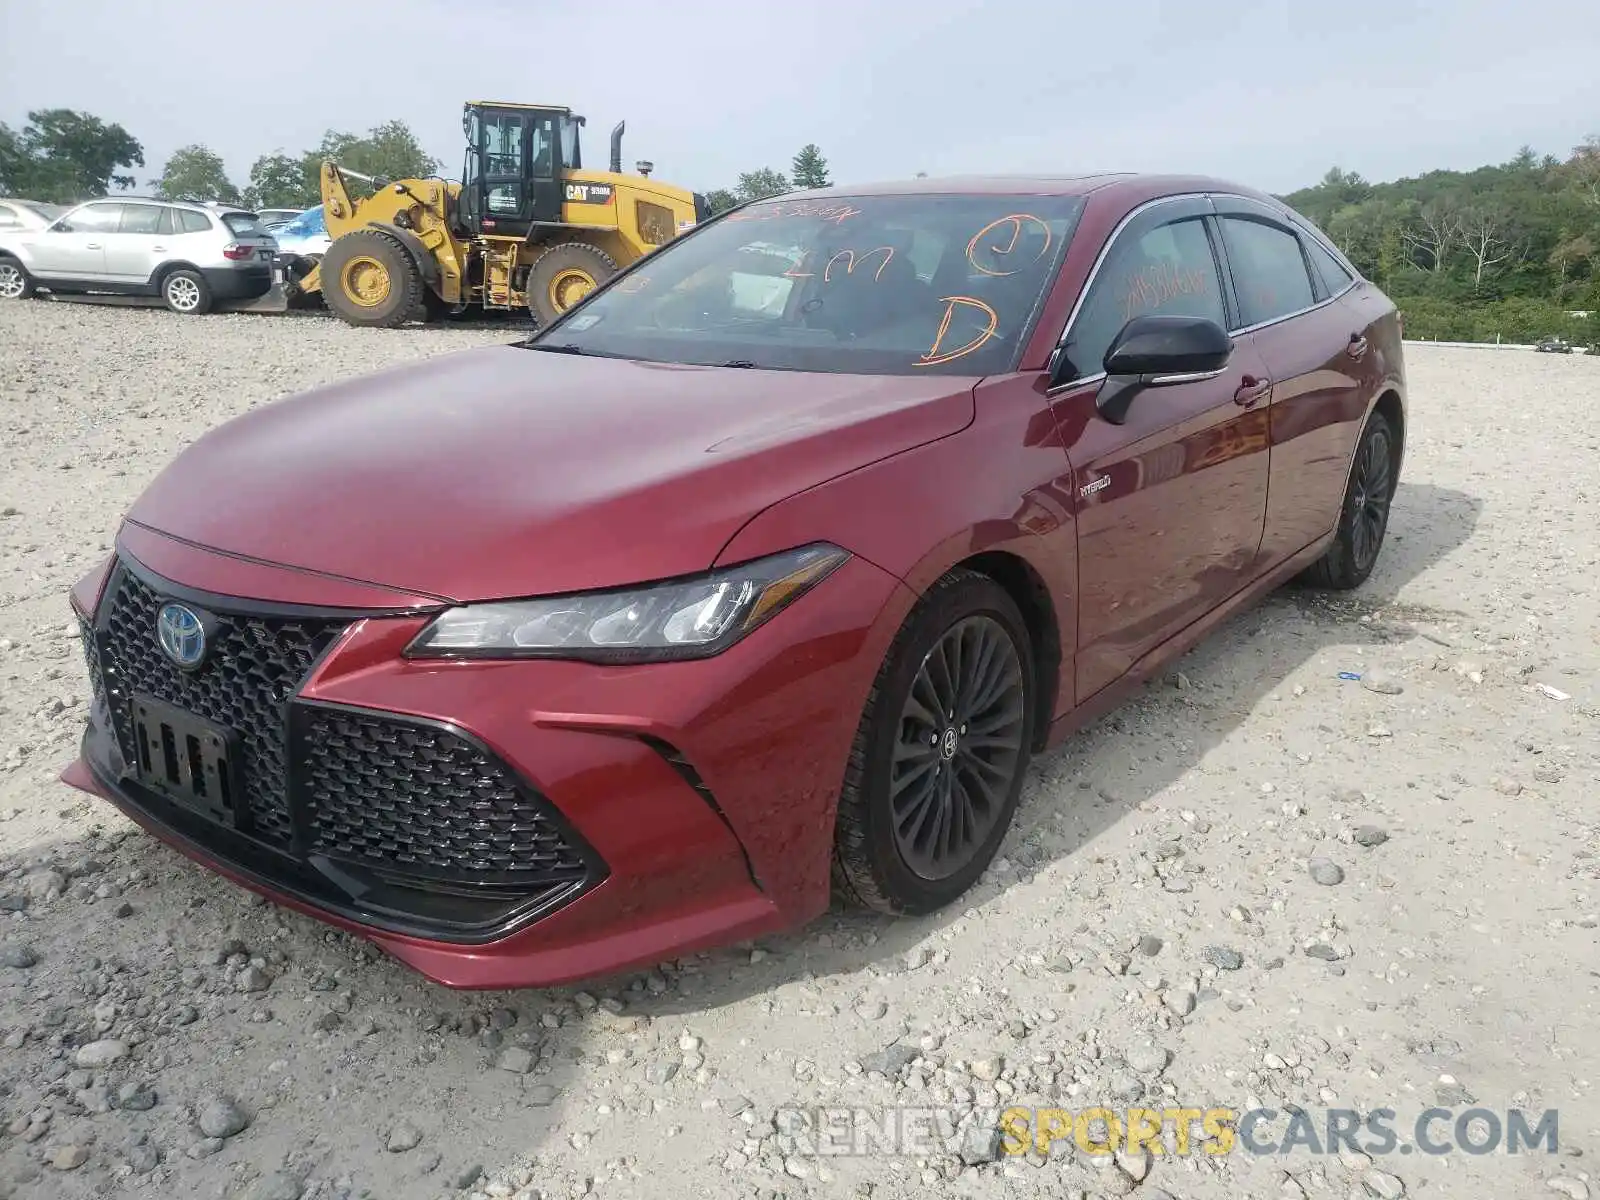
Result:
[1300, 409, 1399, 591]
[1347, 420, 1393, 576]
[891, 615, 1027, 880]
[833, 570, 1036, 914]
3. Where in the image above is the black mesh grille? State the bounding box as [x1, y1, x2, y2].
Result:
[78, 617, 105, 705]
[299, 707, 588, 883]
[97, 564, 348, 849]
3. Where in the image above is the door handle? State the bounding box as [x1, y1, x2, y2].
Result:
[1233, 375, 1271, 406]
[152, 245, 165, 252]
[85, 243, 101, 249]
[1347, 333, 1369, 360]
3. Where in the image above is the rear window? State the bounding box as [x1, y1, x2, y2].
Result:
[222, 213, 268, 237]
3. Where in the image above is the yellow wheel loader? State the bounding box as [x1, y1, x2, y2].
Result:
[277, 102, 706, 327]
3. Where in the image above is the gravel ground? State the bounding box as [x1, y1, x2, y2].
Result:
[2, 300, 1599, 1200]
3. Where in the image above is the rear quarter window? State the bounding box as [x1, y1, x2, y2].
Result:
[177, 209, 213, 234]
[1303, 235, 1356, 294]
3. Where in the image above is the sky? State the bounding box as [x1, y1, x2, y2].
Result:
[2, 0, 1597, 198]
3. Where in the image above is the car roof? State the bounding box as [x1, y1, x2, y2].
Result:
[779, 173, 1280, 205]
[69, 196, 250, 214]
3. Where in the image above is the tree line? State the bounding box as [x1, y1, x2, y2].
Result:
[4, 104, 1596, 343]
[0, 107, 833, 215]
[1282, 138, 1600, 344]
[1, 108, 444, 208]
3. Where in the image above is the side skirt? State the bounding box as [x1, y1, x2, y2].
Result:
[1044, 532, 1335, 751]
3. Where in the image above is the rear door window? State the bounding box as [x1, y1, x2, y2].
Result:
[119, 205, 163, 234]
[1220, 216, 1317, 327]
[1061, 214, 1226, 381]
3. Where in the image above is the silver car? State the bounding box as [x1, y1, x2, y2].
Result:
[0, 198, 278, 314]
[0, 199, 68, 232]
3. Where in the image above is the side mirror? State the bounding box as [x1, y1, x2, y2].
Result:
[1095, 315, 1233, 425]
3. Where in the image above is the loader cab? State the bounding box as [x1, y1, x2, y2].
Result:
[458, 102, 583, 239]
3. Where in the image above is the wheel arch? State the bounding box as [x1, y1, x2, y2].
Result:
[363, 221, 439, 288]
[148, 260, 205, 291]
[945, 550, 1061, 753]
[1373, 387, 1405, 478]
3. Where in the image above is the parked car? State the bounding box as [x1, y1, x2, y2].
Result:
[255, 207, 305, 229]
[0, 198, 67, 232]
[269, 204, 329, 259]
[0, 198, 278, 313]
[1535, 336, 1573, 353]
[63, 174, 1405, 988]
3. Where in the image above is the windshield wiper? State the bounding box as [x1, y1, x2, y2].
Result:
[718, 359, 761, 369]
[527, 342, 587, 355]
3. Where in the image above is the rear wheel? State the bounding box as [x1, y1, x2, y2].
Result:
[833, 571, 1036, 915]
[525, 241, 618, 325]
[161, 269, 212, 315]
[0, 258, 34, 300]
[321, 231, 425, 328]
[1300, 409, 1397, 590]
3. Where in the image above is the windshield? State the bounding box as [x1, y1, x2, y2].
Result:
[534, 193, 1086, 375]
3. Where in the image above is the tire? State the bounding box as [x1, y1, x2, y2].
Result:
[0, 257, 34, 301]
[833, 570, 1036, 915]
[525, 241, 618, 326]
[1299, 409, 1398, 590]
[321, 230, 426, 328]
[161, 269, 213, 315]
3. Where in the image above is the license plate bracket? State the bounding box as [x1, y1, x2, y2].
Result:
[130, 694, 239, 826]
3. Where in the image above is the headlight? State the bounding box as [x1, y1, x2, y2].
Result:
[405, 543, 850, 663]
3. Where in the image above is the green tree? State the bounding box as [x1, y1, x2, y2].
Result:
[154, 144, 240, 203]
[245, 151, 316, 209]
[299, 120, 440, 199]
[0, 109, 143, 202]
[703, 188, 738, 215]
[735, 168, 789, 203]
[790, 144, 831, 189]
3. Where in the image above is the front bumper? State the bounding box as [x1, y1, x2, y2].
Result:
[63, 529, 907, 988]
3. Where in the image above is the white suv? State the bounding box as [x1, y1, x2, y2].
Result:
[0, 198, 278, 315]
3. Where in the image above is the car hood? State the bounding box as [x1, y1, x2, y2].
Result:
[126, 345, 975, 603]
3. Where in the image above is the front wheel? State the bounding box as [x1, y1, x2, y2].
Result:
[1300, 409, 1398, 590]
[833, 570, 1036, 915]
[321, 231, 425, 328]
[0, 258, 37, 300]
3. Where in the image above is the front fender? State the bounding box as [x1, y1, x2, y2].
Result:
[365, 221, 439, 287]
[715, 374, 1079, 723]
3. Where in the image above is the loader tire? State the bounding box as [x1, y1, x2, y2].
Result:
[321, 231, 426, 328]
[526, 241, 618, 326]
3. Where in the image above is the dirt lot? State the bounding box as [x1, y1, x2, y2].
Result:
[1, 301, 1598, 1200]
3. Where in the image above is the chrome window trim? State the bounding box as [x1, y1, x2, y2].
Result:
[1047, 191, 1364, 391]
[1146, 366, 1228, 385]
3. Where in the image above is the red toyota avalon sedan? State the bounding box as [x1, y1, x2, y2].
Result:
[63, 175, 1404, 989]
